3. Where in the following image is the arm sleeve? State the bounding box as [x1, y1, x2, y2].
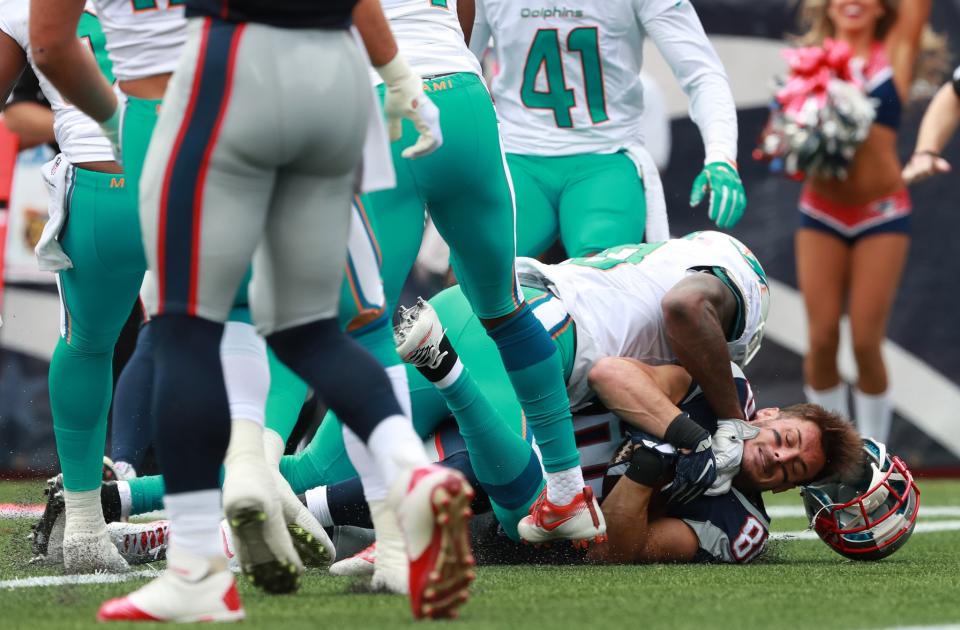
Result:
[468, 0, 492, 62]
[640, 0, 738, 164]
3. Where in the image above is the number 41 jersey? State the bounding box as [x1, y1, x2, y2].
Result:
[478, 0, 679, 156]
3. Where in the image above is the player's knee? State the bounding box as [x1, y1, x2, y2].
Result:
[587, 357, 632, 391]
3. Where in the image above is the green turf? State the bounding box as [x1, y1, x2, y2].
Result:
[0, 479, 957, 629]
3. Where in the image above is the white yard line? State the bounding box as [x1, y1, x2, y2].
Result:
[0, 569, 160, 590]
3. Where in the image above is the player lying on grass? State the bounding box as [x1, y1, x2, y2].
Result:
[58, 231, 775, 559]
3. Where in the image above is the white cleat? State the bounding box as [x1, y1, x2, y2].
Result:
[97, 547, 244, 623]
[223, 422, 303, 594]
[329, 542, 376, 578]
[263, 430, 335, 568]
[107, 520, 169, 565]
[369, 503, 408, 594]
[394, 298, 448, 370]
[63, 529, 132, 574]
[391, 465, 476, 620]
[516, 486, 607, 548]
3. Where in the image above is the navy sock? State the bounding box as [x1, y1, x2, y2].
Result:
[110, 323, 155, 468]
[267, 317, 402, 442]
[150, 315, 230, 494]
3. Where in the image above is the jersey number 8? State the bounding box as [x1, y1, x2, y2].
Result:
[521, 27, 608, 129]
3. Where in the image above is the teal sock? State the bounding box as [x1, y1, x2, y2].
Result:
[49, 338, 112, 492]
[439, 368, 546, 541]
[264, 348, 309, 444]
[486, 306, 578, 472]
[279, 412, 359, 494]
[128, 474, 166, 515]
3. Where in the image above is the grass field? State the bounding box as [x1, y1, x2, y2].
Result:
[0, 478, 958, 630]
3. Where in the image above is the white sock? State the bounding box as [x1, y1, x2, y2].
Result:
[385, 364, 413, 420]
[545, 466, 585, 505]
[116, 480, 132, 521]
[305, 486, 333, 528]
[854, 389, 893, 444]
[342, 425, 389, 502]
[366, 415, 430, 487]
[220, 321, 269, 427]
[369, 499, 408, 593]
[804, 382, 850, 419]
[164, 490, 224, 558]
[63, 488, 107, 535]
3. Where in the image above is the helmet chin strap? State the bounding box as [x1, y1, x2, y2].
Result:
[706, 420, 761, 496]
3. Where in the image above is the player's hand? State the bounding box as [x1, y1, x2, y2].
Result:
[376, 55, 443, 160]
[662, 412, 717, 504]
[903, 151, 951, 185]
[98, 98, 125, 166]
[690, 161, 746, 229]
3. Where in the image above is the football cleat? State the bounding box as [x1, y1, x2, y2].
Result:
[222, 430, 303, 594]
[517, 486, 607, 548]
[394, 298, 448, 370]
[30, 475, 65, 564]
[97, 547, 244, 623]
[107, 520, 169, 565]
[329, 542, 376, 577]
[63, 529, 131, 574]
[392, 465, 476, 620]
[370, 503, 408, 594]
[112, 460, 138, 481]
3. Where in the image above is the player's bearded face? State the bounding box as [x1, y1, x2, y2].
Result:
[738, 412, 826, 492]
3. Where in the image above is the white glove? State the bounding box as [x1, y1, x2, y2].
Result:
[375, 55, 443, 159]
[98, 99, 125, 166]
[706, 419, 761, 496]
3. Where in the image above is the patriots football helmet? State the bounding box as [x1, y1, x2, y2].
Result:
[801, 439, 919, 561]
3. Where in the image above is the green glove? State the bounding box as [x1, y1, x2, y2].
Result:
[689, 161, 747, 229]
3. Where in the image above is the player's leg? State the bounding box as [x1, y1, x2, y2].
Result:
[108, 315, 151, 480]
[557, 152, 646, 257]
[48, 166, 144, 573]
[507, 153, 560, 258]
[796, 225, 851, 418]
[848, 230, 910, 443]
[410, 75, 589, 540]
[100, 18, 277, 622]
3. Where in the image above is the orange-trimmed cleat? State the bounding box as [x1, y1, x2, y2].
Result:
[392, 465, 476, 620]
[517, 486, 607, 546]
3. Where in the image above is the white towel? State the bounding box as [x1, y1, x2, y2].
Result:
[35, 154, 73, 272]
[624, 143, 670, 243]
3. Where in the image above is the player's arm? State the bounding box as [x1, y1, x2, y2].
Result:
[467, 0, 491, 60]
[353, 0, 442, 159]
[640, 0, 744, 229]
[458, 0, 475, 47]
[29, 0, 117, 124]
[0, 32, 27, 104]
[903, 75, 959, 184]
[4, 102, 55, 149]
[587, 474, 699, 564]
[588, 359, 692, 438]
[661, 273, 744, 422]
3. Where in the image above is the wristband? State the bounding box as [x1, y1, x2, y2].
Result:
[664, 412, 711, 452]
[624, 448, 668, 487]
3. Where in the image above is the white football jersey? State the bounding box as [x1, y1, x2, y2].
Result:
[374, 0, 481, 84]
[92, 0, 185, 81]
[517, 231, 770, 408]
[477, 0, 675, 155]
[0, 2, 113, 163]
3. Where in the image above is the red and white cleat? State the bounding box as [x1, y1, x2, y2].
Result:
[392, 465, 476, 620]
[517, 486, 607, 548]
[329, 542, 376, 577]
[97, 547, 244, 623]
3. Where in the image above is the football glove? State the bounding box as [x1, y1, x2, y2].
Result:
[663, 413, 717, 504]
[98, 98, 125, 166]
[376, 55, 443, 160]
[689, 161, 746, 229]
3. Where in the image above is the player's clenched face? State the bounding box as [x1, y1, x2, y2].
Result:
[739, 410, 827, 492]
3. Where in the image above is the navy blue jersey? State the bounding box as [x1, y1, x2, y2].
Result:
[187, 0, 356, 29]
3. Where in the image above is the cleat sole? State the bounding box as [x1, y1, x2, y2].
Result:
[287, 524, 332, 568]
[228, 506, 300, 595]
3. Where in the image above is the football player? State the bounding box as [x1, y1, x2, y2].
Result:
[1, 1, 138, 575]
[468, 0, 745, 258]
